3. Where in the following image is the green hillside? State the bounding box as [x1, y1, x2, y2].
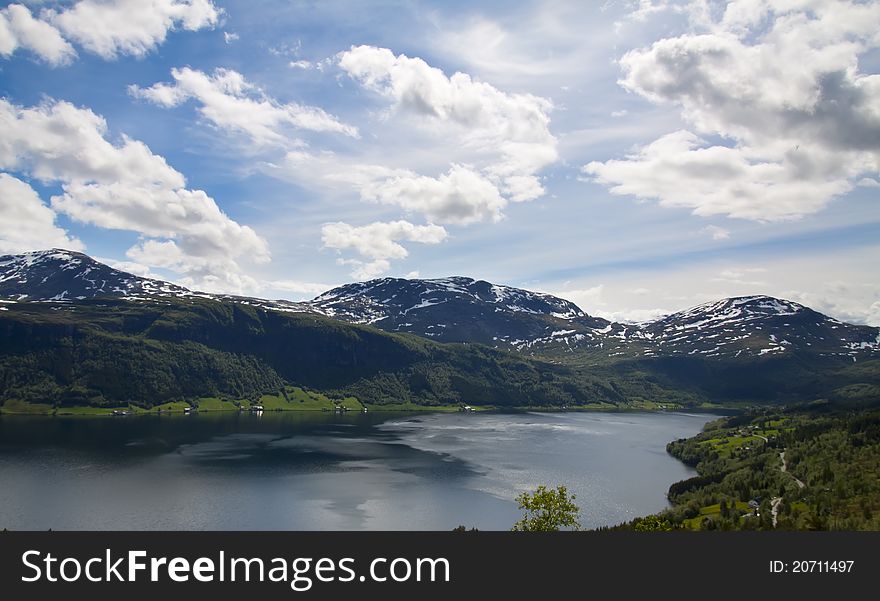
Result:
[1, 297, 878, 413]
[0, 297, 617, 410]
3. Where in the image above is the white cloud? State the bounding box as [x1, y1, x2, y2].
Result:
[0, 3, 76, 66]
[124, 238, 265, 294]
[223, 31, 238, 44]
[263, 45, 561, 270]
[97, 256, 155, 278]
[0, 97, 269, 294]
[541, 246, 880, 327]
[0, 173, 83, 254]
[131, 67, 358, 145]
[52, 182, 268, 261]
[49, 0, 220, 59]
[289, 59, 311, 69]
[786, 287, 880, 328]
[321, 220, 447, 279]
[265, 279, 330, 297]
[546, 283, 670, 323]
[338, 45, 557, 202]
[361, 164, 507, 225]
[0, 98, 183, 188]
[702, 224, 730, 240]
[623, 0, 677, 23]
[550, 285, 605, 311]
[279, 151, 510, 226]
[585, 0, 880, 221]
[712, 267, 767, 286]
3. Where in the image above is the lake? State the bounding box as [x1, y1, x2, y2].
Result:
[0, 410, 716, 530]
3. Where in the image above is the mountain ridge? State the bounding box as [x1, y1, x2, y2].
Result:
[1, 249, 879, 411]
[1, 248, 878, 361]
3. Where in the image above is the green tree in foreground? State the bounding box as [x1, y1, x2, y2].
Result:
[631, 514, 674, 531]
[512, 485, 581, 531]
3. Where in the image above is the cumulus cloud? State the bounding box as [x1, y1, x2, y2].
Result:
[131, 67, 358, 145]
[0, 98, 183, 188]
[0, 1, 219, 64]
[266, 46, 561, 271]
[786, 286, 880, 327]
[0, 173, 83, 254]
[0, 3, 76, 66]
[97, 256, 155, 278]
[52, 182, 268, 259]
[0, 97, 269, 294]
[585, 0, 880, 221]
[360, 164, 507, 225]
[49, 0, 220, 59]
[321, 220, 447, 280]
[338, 45, 557, 201]
[279, 152, 507, 225]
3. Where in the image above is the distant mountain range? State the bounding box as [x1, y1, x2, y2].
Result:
[1, 249, 879, 411]
[2, 249, 877, 361]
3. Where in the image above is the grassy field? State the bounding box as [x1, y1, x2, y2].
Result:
[151, 401, 194, 413]
[699, 434, 766, 458]
[195, 397, 240, 411]
[1, 399, 58, 414]
[54, 405, 122, 415]
[682, 501, 752, 530]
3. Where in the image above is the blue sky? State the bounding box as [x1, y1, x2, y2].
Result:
[0, 0, 878, 324]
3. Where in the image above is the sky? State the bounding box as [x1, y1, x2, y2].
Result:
[0, 0, 878, 325]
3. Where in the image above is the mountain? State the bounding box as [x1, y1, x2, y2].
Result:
[0, 295, 621, 409]
[0, 248, 314, 312]
[0, 249, 192, 300]
[2, 249, 878, 363]
[311, 276, 611, 348]
[1, 248, 879, 410]
[640, 296, 880, 360]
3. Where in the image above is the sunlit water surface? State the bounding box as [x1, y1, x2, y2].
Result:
[0, 411, 716, 530]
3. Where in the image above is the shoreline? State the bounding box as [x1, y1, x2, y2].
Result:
[0, 402, 742, 417]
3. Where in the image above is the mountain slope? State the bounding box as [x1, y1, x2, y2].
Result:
[311, 276, 611, 347]
[642, 296, 880, 360]
[2, 249, 877, 363]
[0, 249, 192, 300]
[0, 296, 620, 408]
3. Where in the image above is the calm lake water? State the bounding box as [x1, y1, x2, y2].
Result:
[0, 411, 716, 530]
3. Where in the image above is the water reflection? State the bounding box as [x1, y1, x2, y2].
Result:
[0, 410, 714, 530]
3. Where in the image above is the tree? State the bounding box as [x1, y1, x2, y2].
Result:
[632, 514, 673, 531]
[511, 485, 581, 531]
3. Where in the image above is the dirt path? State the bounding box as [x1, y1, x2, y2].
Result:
[771, 450, 805, 527]
[779, 451, 806, 489]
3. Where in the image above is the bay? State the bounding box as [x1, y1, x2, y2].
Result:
[0, 410, 716, 530]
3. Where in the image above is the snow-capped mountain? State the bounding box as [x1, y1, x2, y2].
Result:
[0, 249, 193, 301]
[0, 249, 315, 313]
[310, 276, 611, 347]
[1, 249, 877, 360]
[640, 295, 880, 360]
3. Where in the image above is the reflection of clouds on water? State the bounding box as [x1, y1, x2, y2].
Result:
[0, 411, 716, 530]
[375, 411, 715, 525]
